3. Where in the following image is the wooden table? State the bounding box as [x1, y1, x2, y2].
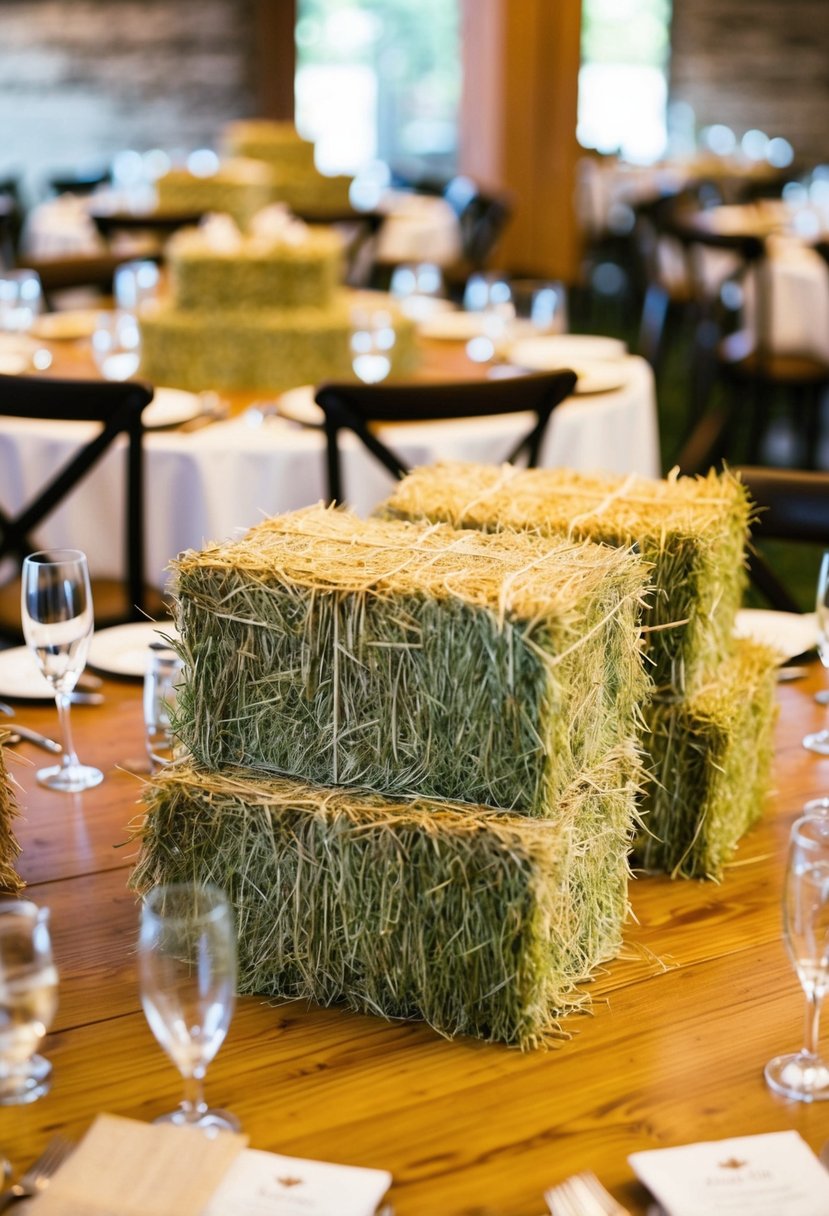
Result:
[3, 661, 829, 1213]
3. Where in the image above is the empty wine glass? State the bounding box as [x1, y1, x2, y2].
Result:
[143, 642, 184, 770]
[21, 549, 102, 792]
[91, 311, 141, 381]
[803, 551, 829, 755]
[509, 278, 569, 337]
[350, 305, 396, 383]
[114, 259, 160, 315]
[765, 814, 829, 1102]
[389, 261, 444, 320]
[0, 901, 58, 1105]
[463, 273, 515, 363]
[0, 270, 42, 335]
[138, 883, 239, 1132]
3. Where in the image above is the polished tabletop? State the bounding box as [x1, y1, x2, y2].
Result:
[3, 655, 829, 1214]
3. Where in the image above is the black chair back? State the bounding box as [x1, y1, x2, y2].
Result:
[0, 374, 154, 624]
[736, 466, 829, 613]
[315, 370, 577, 504]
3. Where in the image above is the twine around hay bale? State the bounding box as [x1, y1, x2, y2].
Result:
[636, 637, 779, 880]
[171, 506, 651, 815]
[132, 744, 642, 1048]
[382, 462, 752, 698]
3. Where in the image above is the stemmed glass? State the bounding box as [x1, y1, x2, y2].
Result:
[91, 311, 141, 381]
[803, 550, 829, 755]
[765, 814, 829, 1101]
[21, 549, 103, 792]
[350, 305, 396, 384]
[463, 273, 515, 363]
[0, 901, 59, 1105]
[138, 883, 239, 1131]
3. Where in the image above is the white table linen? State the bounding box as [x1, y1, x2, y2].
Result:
[0, 357, 659, 589]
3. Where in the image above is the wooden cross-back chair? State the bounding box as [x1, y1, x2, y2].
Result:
[314, 370, 577, 505]
[0, 373, 159, 640]
[736, 465, 829, 613]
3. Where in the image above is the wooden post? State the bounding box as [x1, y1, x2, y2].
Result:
[252, 0, 297, 120]
[459, 0, 583, 281]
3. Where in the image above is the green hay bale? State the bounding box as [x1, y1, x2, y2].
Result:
[172, 506, 650, 815]
[636, 638, 779, 880]
[167, 224, 344, 312]
[132, 749, 641, 1048]
[382, 462, 751, 697]
[0, 732, 22, 893]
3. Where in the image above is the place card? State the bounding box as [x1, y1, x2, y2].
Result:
[200, 1148, 392, 1216]
[629, 1131, 829, 1216]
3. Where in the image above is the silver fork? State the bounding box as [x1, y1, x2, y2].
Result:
[0, 1136, 74, 1211]
[545, 1170, 631, 1216]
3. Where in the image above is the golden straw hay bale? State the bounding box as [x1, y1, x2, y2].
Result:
[133, 749, 641, 1048]
[0, 731, 22, 893]
[637, 638, 779, 880]
[382, 462, 751, 697]
[171, 506, 650, 815]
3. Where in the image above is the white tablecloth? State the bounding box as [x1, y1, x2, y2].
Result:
[0, 357, 659, 588]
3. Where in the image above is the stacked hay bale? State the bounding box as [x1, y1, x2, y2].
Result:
[135, 506, 651, 1046]
[0, 731, 22, 893]
[382, 462, 779, 880]
[222, 120, 353, 216]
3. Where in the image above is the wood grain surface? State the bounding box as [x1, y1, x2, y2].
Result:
[2, 660, 829, 1213]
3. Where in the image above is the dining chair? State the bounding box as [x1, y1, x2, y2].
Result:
[672, 218, 829, 472]
[314, 369, 577, 505]
[0, 373, 160, 640]
[735, 466, 829, 612]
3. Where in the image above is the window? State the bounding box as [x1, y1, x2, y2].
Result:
[578, 0, 672, 164]
[295, 0, 461, 184]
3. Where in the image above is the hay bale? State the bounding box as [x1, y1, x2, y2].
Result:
[0, 732, 22, 893]
[132, 749, 641, 1048]
[637, 638, 778, 880]
[172, 506, 650, 815]
[382, 462, 751, 697]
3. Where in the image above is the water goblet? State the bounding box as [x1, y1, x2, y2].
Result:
[764, 814, 829, 1101]
[803, 550, 829, 755]
[509, 278, 569, 337]
[21, 549, 103, 792]
[138, 882, 239, 1132]
[0, 901, 58, 1105]
[91, 310, 141, 381]
[351, 305, 396, 383]
[463, 273, 515, 363]
[114, 259, 160, 315]
[143, 642, 184, 770]
[0, 270, 42, 335]
[390, 261, 444, 320]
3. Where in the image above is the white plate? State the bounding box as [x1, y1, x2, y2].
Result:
[734, 609, 818, 660]
[30, 310, 101, 341]
[417, 311, 490, 341]
[507, 334, 628, 368]
[142, 388, 203, 430]
[87, 620, 178, 678]
[0, 647, 59, 700]
[276, 385, 324, 428]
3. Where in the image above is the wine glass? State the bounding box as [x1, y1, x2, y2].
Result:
[91, 311, 141, 381]
[138, 882, 239, 1131]
[0, 901, 59, 1105]
[143, 642, 184, 770]
[350, 305, 396, 383]
[21, 549, 103, 792]
[765, 814, 829, 1102]
[803, 550, 829, 755]
[463, 273, 515, 363]
[0, 270, 42, 335]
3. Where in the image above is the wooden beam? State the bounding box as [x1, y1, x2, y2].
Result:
[252, 0, 297, 120]
[458, 0, 583, 281]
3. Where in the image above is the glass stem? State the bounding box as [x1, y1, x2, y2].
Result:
[803, 989, 823, 1059]
[55, 692, 79, 770]
[181, 1067, 207, 1120]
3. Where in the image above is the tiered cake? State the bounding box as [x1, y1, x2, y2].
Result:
[222, 120, 353, 215]
[139, 216, 413, 392]
[135, 506, 651, 1046]
[156, 159, 277, 229]
[382, 462, 779, 880]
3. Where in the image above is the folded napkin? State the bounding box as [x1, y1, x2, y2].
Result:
[29, 1113, 247, 1216]
[201, 1148, 392, 1216]
[629, 1131, 829, 1216]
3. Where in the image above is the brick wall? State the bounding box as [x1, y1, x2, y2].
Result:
[670, 0, 829, 167]
[0, 0, 258, 201]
